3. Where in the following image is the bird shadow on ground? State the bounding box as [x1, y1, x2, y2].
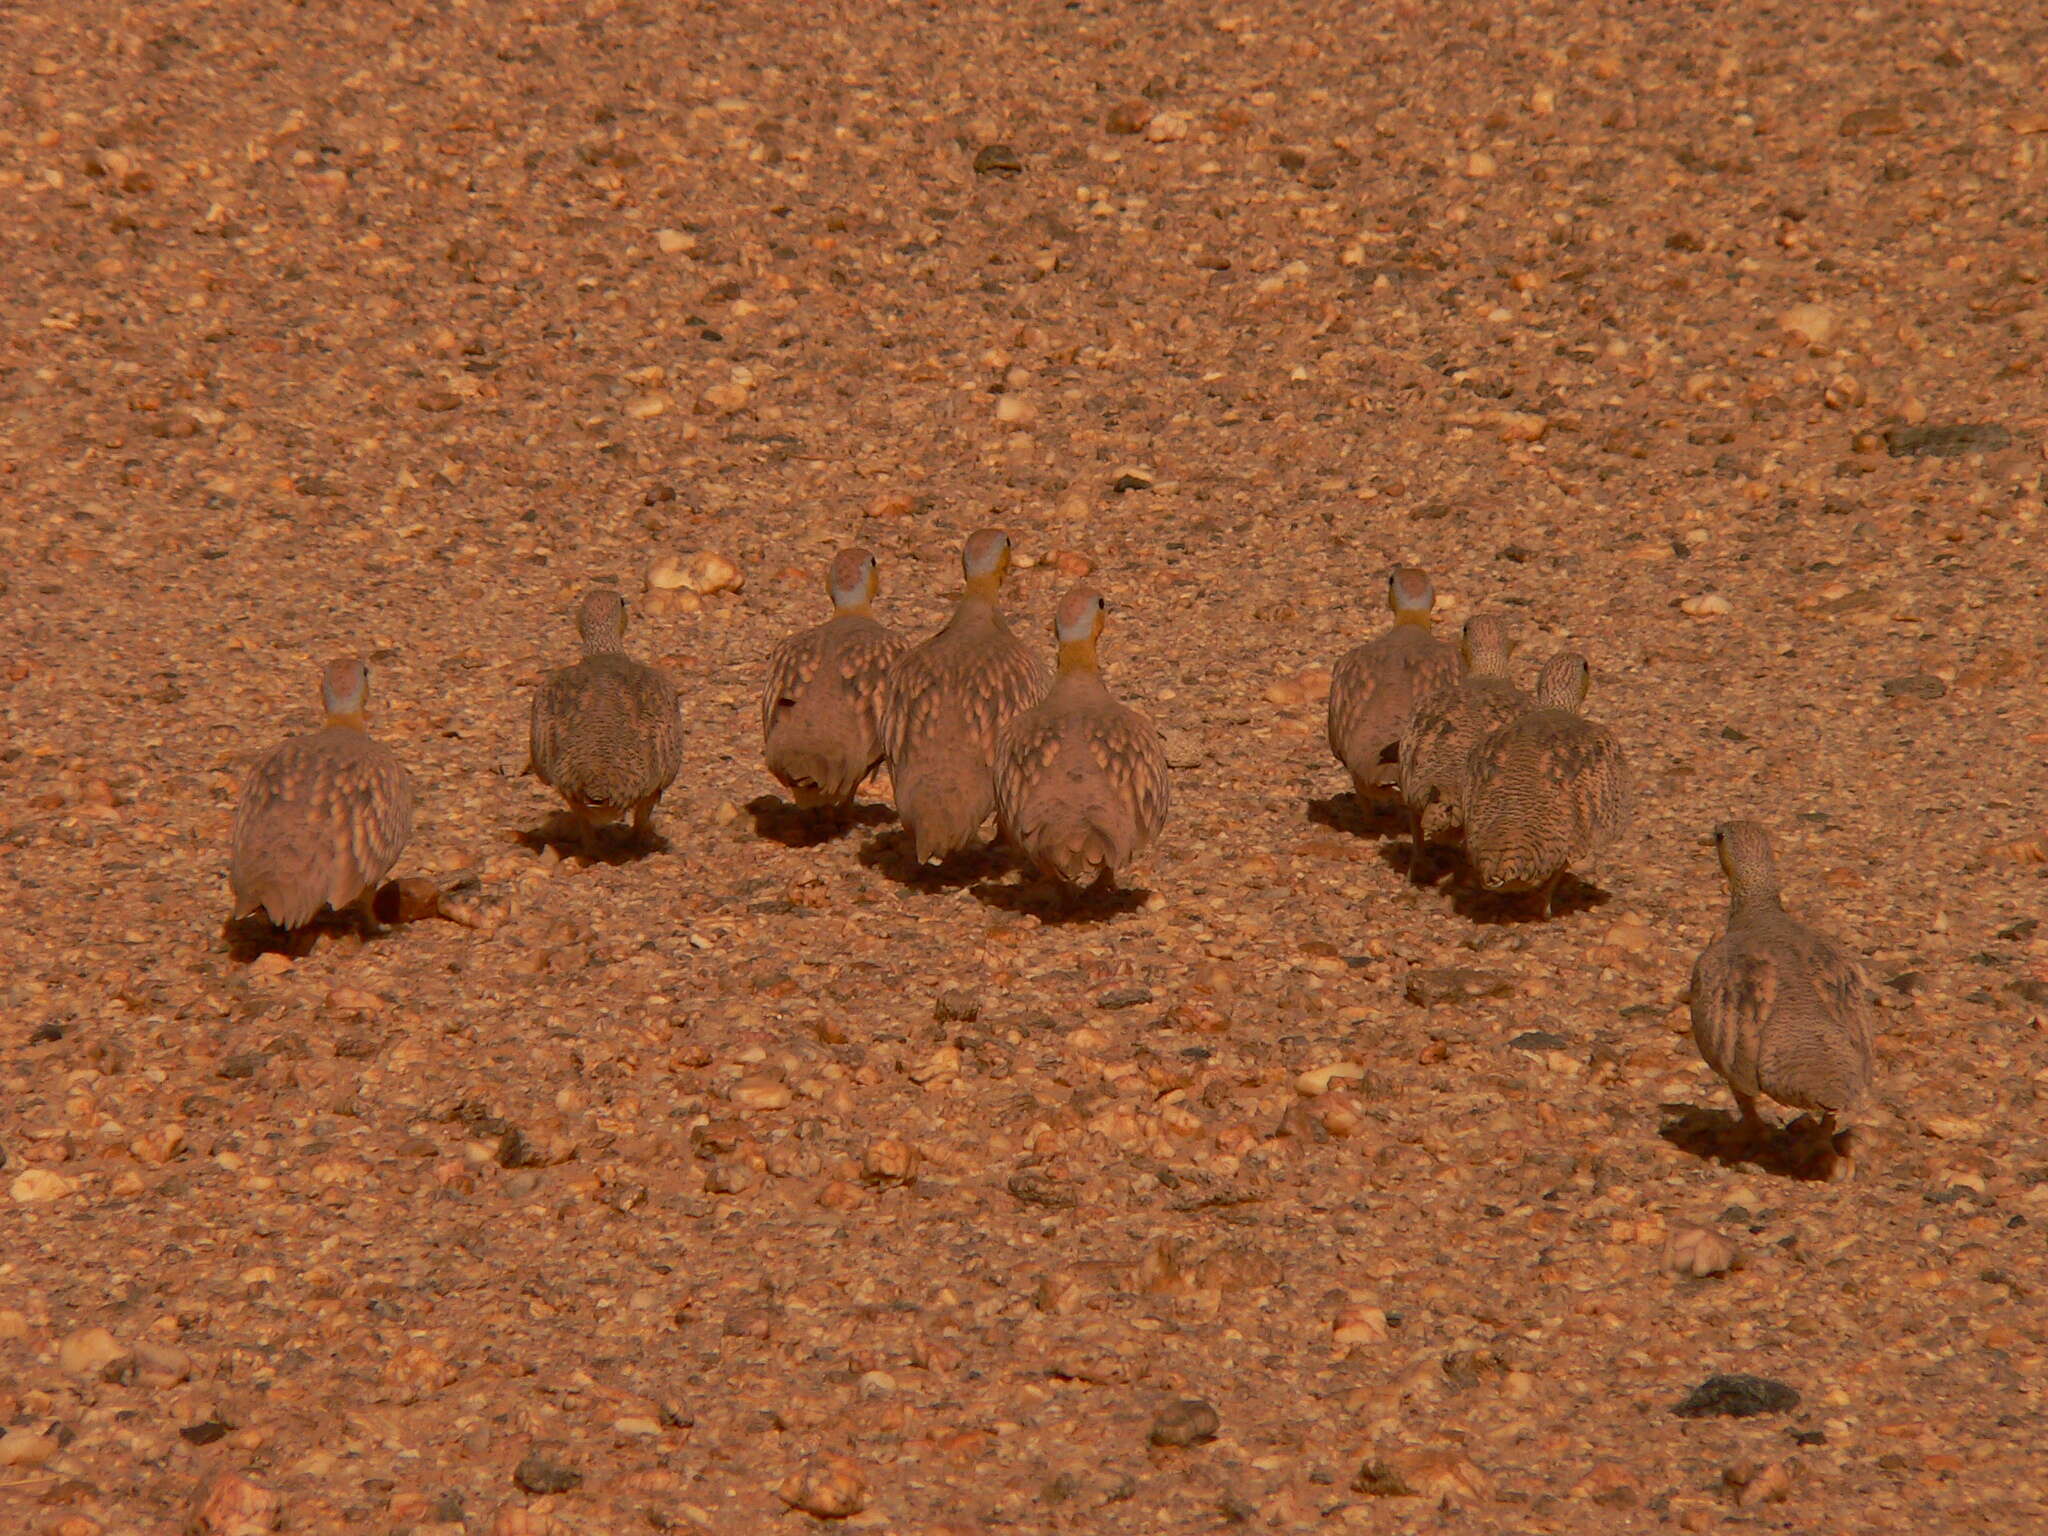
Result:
[1442, 871, 1613, 925]
[515, 814, 668, 866]
[221, 910, 373, 964]
[857, 827, 1012, 891]
[970, 875, 1150, 925]
[1305, 790, 1410, 843]
[1657, 1103, 1838, 1182]
[1367, 829, 1465, 892]
[746, 794, 893, 849]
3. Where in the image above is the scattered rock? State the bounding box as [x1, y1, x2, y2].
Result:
[1673, 1374, 1800, 1418]
[1095, 985, 1152, 1010]
[1405, 968, 1516, 1006]
[1145, 111, 1191, 143]
[1881, 673, 1947, 701]
[1007, 1169, 1077, 1209]
[1149, 1398, 1220, 1447]
[777, 1454, 868, 1518]
[1332, 1305, 1391, 1345]
[0, 1426, 59, 1467]
[193, 1473, 281, 1536]
[1884, 423, 2013, 458]
[59, 1326, 126, 1376]
[861, 1138, 918, 1185]
[1838, 104, 1906, 136]
[1509, 1030, 1569, 1053]
[1398, 1449, 1494, 1506]
[656, 551, 744, 595]
[933, 989, 980, 1023]
[972, 144, 1023, 176]
[512, 1450, 582, 1496]
[1777, 304, 1839, 346]
[1352, 1460, 1416, 1497]
[1105, 99, 1155, 135]
[9, 1168, 77, 1203]
[1726, 1459, 1794, 1508]
[1663, 1227, 1739, 1278]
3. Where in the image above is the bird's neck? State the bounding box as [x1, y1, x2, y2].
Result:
[1731, 886, 1785, 916]
[325, 708, 367, 731]
[1392, 610, 1432, 629]
[833, 598, 873, 619]
[1056, 637, 1100, 676]
[961, 572, 1004, 605]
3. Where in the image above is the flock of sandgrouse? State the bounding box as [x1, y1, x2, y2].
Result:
[227, 528, 1878, 1177]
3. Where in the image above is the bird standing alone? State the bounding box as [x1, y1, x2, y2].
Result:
[1689, 820, 1877, 1179]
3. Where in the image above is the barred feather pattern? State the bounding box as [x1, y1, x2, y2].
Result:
[1689, 822, 1877, 1118]
[1399, 674, 1528, 837]
[1329, 624, 1461, 795]
[230, 726, 414, 929]
[881, 601, 1047, 862]
[1462, 707, 1631, 891]
[530, 653, 683, 822]
[995, 673, 1169, 889]
[761, 614, 904, 807]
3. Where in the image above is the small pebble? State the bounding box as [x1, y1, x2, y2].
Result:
[1673, 1374, 1801, 1419]
[1149, 1398, 1220, 1447]
[777, 1454, 867, 1518]
[512, 1450, 582, 1496]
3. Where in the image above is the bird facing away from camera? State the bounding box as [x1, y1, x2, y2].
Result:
[761, 548, 905, 811]
[881, 529, 1046, 864]
[1327, 566, 1460, 802]
[230, 657, 415, 937]
[995, 587, 1169, 891]
[1397, 614, 1525, 865]
[1690, 820, 1877, 1178]
[528, 587, 683, 847]
[1462, 652, 1632, 915]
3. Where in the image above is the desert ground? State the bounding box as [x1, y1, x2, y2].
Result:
[2, 1, 2046, 1532]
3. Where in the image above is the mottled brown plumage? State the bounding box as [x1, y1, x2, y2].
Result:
[882, 529, 1047, 864]
[230, 658, 414, 935]
[1462, 653, 1631, 914]
[761, 549, 905, 810]
[1690, 820, 1877, 1175]
[1327, 567, 1460, 801]
[995, 587, 1169, 891]
[1397, 614, 1525, 862]
[529, 588, 683, 845]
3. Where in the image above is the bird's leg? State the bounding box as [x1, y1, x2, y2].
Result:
[631, 796, 657, 847]
[1537, 869, 1564, 921]
[352, 886, 386, 940]
[1818, 1112, 1856, 1182]
[1731, 1089, 1763, 1154]
[1407, 807, 1426, 882]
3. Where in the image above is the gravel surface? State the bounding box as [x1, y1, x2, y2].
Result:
[3, 3, 2045, 1533]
